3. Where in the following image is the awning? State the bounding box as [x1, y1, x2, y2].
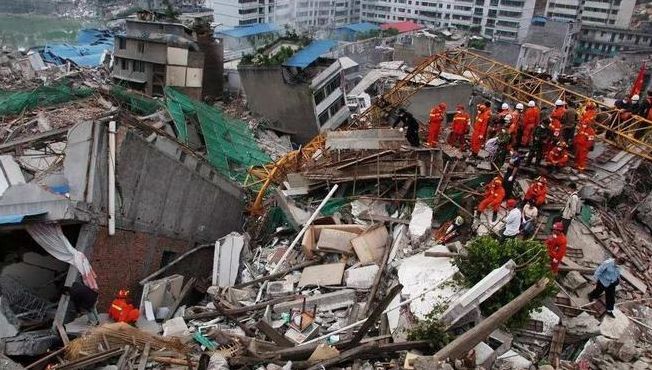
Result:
[0, 210, 47, 225]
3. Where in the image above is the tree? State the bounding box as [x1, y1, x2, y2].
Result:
[452, 236, 557, 328]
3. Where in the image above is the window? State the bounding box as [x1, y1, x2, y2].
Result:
[120, 58, 127, 70]
[137, 41, 145, 53]
[118, 38, 126, 49]
[133, 60, 145, 73]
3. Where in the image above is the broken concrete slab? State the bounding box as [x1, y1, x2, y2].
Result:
[566, 312, 601, 336]
[316, 229, 358, 254]
[408, 201, 433, 246]
[298, 263, 346, 287]
[351, 225, 388, 265]
[600, 309, 640, 341]
[495, 349, 532, 369]
[267, 279, 295, 297]
[139, 275, 183, 317]
[273, 290, 356, 313]
[529, 306, 560, 336]
[561, 270, 588, 291]
[213, 232, 247, 288]
[302, 225, 366, 257]
[162, 317, 188, 337]
[326, 128, 406, 150]
[345, 264, 379, 289]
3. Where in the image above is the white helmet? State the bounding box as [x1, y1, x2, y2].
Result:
[632, 94, 640, 102]
[504, 114, 512, 123]
[516, 103, 524, 110]
[528, 100, 535, 107]
[501, 103, 509, 110]
[555, 99, 564, 106]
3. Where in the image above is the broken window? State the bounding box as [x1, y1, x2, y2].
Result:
[118, 37, 126, 49]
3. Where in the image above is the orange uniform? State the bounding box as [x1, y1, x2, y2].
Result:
[521, 106, 540, 146]
[551, 106, 566, 129]
[477, 177, 505, 213]
[574, 124, 595, 171]
[546, 233, 567, 273]
[471, 106, 491, 155]
[428, 104, 446, 146]
[109, 290, 140, 324]
[580, 107, 596, 127]
[448, 107, 470, 149]
[524, 181, 547, 206]
[546, 144, 569, 168]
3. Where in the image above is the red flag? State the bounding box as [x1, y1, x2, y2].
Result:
[630, 63, 646, 97]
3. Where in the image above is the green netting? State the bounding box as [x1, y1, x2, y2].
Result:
[321, 197, 351, 216]
[110, 86, 161, 116]
[0, 83, 93, 117]
[164, 87, 272, 184]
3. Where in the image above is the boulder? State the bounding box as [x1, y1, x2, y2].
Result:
[561, 271, 588, 290]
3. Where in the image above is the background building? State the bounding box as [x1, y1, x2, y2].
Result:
[573, 24, 652, 64]
[544, 0, 635, 28]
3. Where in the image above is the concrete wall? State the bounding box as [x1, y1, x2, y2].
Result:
[114, 38, 168, 65]
[238, 65, 319, 144]
[406, 83, 473, 123]
[126, 20, 190, 38]
[197, 32, 224, 98]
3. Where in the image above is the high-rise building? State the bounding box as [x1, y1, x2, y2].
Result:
[295, 0, 361, 29]
[360, 0, 537, 41]
[544, 0, 635, 28]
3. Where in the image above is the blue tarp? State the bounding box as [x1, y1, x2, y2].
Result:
[337, 22, 379, 33]
[216, 23, 280, 38]
[283, 40, 338, 68]
[41, 28, 114, 67]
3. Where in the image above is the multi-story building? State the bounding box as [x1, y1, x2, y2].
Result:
[207, 0, 291, 28]
[360, 0, 536, 41]
[294, 0, 361, 29]
[573, 24, 652, 64]
[544, 0, 635, 28]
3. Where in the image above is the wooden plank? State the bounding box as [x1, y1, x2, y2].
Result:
[137, 342, 151, 370]
[298, 263, 346, 287]
[256, 320, 294, 348]
[548, 325, 566, 368]
[165, 277, 197, 320]
[54, 321, 69, 346]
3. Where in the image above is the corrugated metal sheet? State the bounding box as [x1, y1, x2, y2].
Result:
[41, 28, 113, 67]
[380, 21, 424, 33]
[337, 22, 379, 33]
[283, 40, 338, 69]
[216, 23, 280, 38]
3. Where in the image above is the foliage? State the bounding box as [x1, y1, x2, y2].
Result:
[452, 236, 557, 328]
[468, 37, 487, 50]
[240, 46, 295, 66]
[407, 307, 453, 349]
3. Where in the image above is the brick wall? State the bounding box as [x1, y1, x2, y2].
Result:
[89, 226, 214, 311]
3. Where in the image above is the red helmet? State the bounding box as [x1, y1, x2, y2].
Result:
[117, 289, 130, 299]
[552, 222, 564, 232]
[506, 199, 518, 208]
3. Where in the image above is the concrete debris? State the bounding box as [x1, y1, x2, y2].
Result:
[408, 201, 433, 246]
[566, 312, 601, 336]
[345, 264, 379, 289]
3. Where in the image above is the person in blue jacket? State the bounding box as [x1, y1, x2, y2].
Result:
[589, 256, 624, 318]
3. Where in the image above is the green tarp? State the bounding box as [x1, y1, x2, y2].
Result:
[0, 83, 93, 117]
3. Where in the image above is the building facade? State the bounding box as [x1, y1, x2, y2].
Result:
[360, 0, 536, 41]
[544, 0, 635, 28]
[573, 24, 652, 64]
[294, 0, 361, 29]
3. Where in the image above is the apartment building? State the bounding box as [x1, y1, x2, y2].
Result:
[574, 24, 652, 64]
[360, 0, 536, 41]
[544, 0, 635, 28]
[295, 0, 361, 29]
[208, 0, 293, 28]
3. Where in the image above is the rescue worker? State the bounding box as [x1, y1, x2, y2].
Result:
[527, 119, 551, 167]
[631, 94, 641, 116]
[427, 102, 446, 147]
[574, 122, 595, 172]
[546, 141, 569, 171]
[477, 176, 505, 222]
[549, 100, 566, 149]
[494, 117, 512, 167]
[509, 103, 524, 148]
[471, 102, 491, 156]
[546, 221, 567, 274]
[109, 289, 140, 324]
[393, 108, 420, 147]
[448, 104, 470, 150]
[524, 176, 548, 206]
[562, 100, 578, 147]
[521, 100, 540, 147]
[580, 102, 597, 127]
[639, 90, 652, 119]
[488, 102, 510, 139]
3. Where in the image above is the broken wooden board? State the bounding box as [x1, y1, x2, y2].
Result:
[301, 225, 366, 257]
[621, 268, 648, 294]
[316, 229, 358, 254]
[351, 225, 389, 264]
[298, 263, 346, 287]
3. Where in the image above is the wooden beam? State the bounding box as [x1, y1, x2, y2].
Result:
[165, 277, 197, 320]
[256, 320, 294, 348]
[349, 284, 402, 347]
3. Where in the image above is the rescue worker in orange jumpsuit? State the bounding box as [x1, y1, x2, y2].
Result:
[546, 141, 569, 171]
[109, 289, 140, 324]
[521, 100, 540, 146]
[509, 103, 524, 148]
[580, 102, 597, 127]
[548, 100, 565, 151]
[471, 102, 491, 156]
[524, 176, 548, 207]
[574, 123, 595, 172]
[477, 176, 505, 222]
[427, 102, 446, 147]
[447, 105, 470, 150]
[546, 222, 567, 273]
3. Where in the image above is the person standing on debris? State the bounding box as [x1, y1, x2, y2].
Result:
[562, 100, 578, 147]
[561, 183, 581, 233]
[521, 101, 540, 147]
[427, 103, 446, 147]
[574, 122, 595, 172]
[589, 256, 624, 318]
[521, 199, 538, 238]
[494, 122, 512, 167]
[524, 176, 548, 206]
[546, 222, 567, 274]
[501, 199, 521, 242]
[509, 103, 524, 148]
[502, 154, 521, 199]
[470, 102, 491, 156]
[64, 281, 100, 325]
[527, 119, 550, 167]
[487, 102, 510, 139]
[448, 105, 470, 150]
[580, 102, 597, 127]
[640, 90, 652, 120]
[546, 141, 569, 171]
[549, 100, 565, 147]
[477, 176, 505, 222]
[393, 108, 421, 147]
